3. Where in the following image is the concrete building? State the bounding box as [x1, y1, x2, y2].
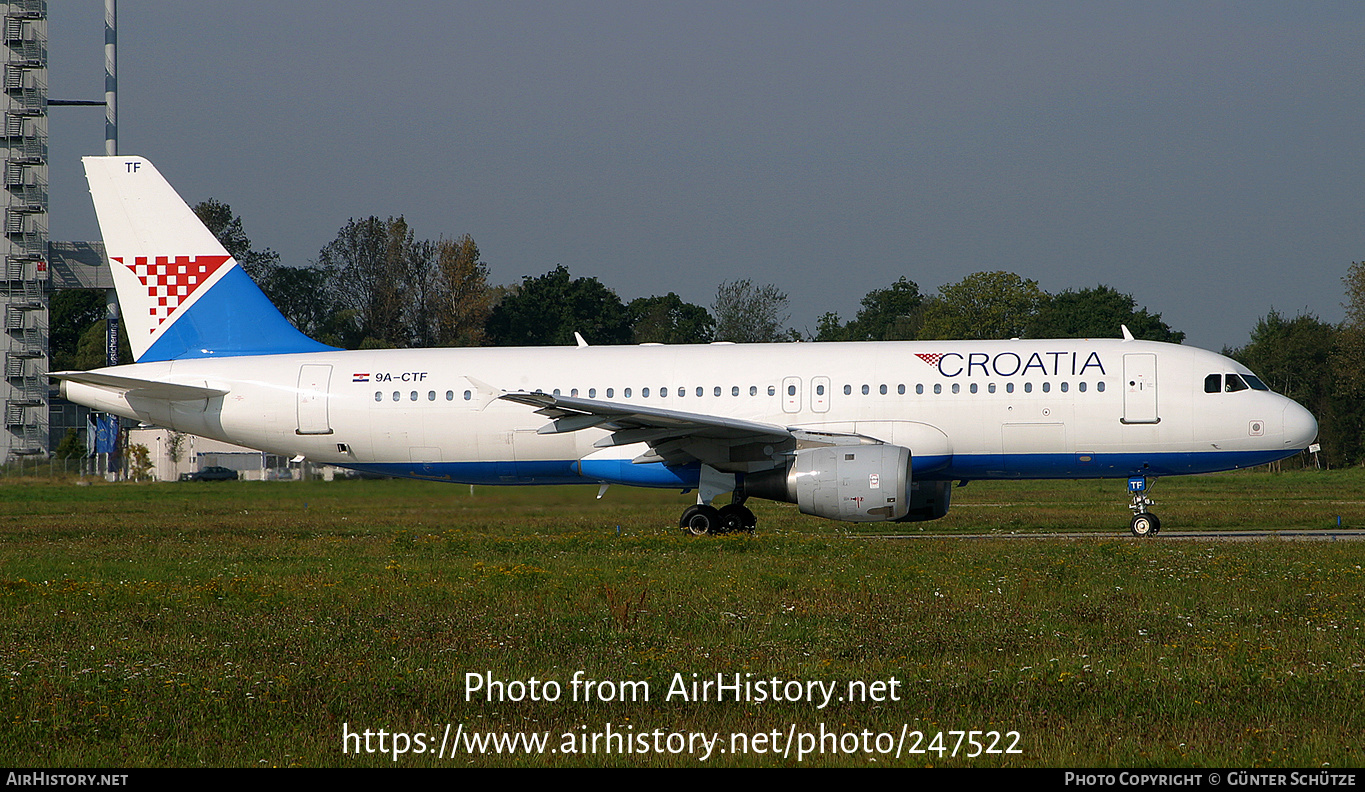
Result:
[127, 426, 302, 482]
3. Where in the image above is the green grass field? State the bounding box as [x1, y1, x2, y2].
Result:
[2, 470, 1363, 767]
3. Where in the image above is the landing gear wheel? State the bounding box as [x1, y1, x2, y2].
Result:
[1130, 512, 1159, 537]
[718, 504, 757, 533]
[680, 505, 722, 536]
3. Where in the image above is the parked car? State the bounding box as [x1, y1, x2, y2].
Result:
[178, 466, 239, 482]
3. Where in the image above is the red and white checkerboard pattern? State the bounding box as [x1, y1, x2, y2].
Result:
[112, 255, 231, 333]
[915, 352, 943, 367]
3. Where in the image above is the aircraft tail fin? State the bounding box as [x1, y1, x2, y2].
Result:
[82, 156, 336, 363]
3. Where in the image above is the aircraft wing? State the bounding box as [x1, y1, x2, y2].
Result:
[499, 391, 875, 472]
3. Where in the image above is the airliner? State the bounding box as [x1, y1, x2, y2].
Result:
[54, 157, 1319, 537]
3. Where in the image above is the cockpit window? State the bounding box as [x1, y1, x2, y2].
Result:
[1208, 372, 1269, 393]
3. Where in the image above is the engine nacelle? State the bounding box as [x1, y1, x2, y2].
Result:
[744, 445, 913, 523]
[897, 480, 953, 522]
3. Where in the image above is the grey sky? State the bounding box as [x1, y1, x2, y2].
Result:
[44, 2, 1364, 350]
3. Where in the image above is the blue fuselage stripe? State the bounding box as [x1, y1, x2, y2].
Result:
[342, 448, 1292, 488]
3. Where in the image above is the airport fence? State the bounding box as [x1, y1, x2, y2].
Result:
[0, 456, 314, 481]
[0, 456, 100, 479]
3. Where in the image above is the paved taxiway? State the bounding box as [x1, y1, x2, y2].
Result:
[868, 530, 1365, 541]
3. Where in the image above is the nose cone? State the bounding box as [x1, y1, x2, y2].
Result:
[1283, 400, 1319, 450]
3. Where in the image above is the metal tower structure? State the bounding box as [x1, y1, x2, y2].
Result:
[0, 0, 47, 458]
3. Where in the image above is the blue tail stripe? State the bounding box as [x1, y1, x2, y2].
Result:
[139, 266, 337, 361]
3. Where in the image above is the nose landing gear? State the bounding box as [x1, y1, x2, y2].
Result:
[1130, 510, 1161, 537]
[1128, 476, 1160, 537]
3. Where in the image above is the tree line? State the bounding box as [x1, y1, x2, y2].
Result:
[1224, 263, 1365, 468]
[47, 201, 1363, 466]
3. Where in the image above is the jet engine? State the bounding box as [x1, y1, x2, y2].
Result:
[744, 445, 913, 522]
[743, 444, 955, 523]
[897, 480, 953, 522]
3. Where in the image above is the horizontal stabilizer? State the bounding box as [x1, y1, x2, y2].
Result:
[50, 371, 229, 401]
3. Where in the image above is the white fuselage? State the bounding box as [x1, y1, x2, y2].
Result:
[61, 337, 1318, 488]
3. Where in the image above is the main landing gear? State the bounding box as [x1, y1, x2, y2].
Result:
[1128, 476, 1161, 537]
[680, 500, 757, 536]
[678, 464, 756, 536]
